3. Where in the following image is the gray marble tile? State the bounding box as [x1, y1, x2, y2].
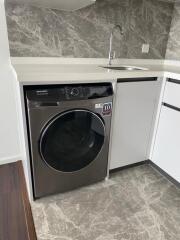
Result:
[31, 164, 180, 240]
[166, 3, 180, 60]
[5, 0, 174, 59]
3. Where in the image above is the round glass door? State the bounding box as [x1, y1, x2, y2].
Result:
[39, 110, 105, 172]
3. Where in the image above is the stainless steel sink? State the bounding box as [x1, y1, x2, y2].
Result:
[101, 66, 148, 71]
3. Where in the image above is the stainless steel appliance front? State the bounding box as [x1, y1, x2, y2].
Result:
[25, 83, 113, 199]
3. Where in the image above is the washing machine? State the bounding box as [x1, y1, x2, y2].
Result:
[25, 83, 113, 199]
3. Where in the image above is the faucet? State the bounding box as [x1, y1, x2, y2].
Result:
[108, 24, 123, 66]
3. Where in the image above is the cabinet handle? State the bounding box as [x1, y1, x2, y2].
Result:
[163, 103, 180, 112]
[168, 78, 180, 84]
[117, 77, 157, 83]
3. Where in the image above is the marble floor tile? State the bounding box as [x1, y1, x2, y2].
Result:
[31, 164, 180, 240]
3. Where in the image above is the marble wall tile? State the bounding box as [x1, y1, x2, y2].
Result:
[5, 0, 174, 59]
[166, 3, 180, 60]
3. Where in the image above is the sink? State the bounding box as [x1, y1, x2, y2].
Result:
[101, 65, 148, 71]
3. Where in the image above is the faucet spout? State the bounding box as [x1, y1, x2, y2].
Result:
[108, 24, 123, 66]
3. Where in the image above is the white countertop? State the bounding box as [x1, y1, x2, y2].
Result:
[11, 58, 180, 85]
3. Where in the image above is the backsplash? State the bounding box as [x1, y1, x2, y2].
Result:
[5, 0, 174, 59]
[166, 3, 180, 60]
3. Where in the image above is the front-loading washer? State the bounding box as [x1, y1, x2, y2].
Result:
[24, 83, 113, 199]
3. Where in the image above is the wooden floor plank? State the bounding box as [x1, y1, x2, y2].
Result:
[0, 163, 19, 194]
[0, 161, 37, 240]
[17, 161, 37, 240]
[0, 191, 29, 240]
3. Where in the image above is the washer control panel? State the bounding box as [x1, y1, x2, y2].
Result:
[26, 83, 113, 104]
[65, 86, 84, 100]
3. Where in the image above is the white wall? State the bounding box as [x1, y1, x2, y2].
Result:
[0, 0, 21, 164]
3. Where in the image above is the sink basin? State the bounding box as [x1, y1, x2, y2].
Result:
[101, 66, 148, 71]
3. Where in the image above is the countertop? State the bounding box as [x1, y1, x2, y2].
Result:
[11, 58, 180, 85]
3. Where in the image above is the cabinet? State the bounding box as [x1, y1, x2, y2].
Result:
[110, 78, 160, 170]
[163, 79, 180, 108]
[152, 80, 180, 182]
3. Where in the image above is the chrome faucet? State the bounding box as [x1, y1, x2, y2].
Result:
[108, 24, 123, 66]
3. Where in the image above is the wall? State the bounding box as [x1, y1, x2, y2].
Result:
[0, 0, 21, 164]
[5, 0, 174, 59]
[0, 0, 10, 66]
[166, 3, 180, 60]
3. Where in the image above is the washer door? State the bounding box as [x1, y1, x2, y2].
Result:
[39, 110, 105, 172]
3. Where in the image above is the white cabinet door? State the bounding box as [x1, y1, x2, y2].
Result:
[110, 79, 159, 170]
[152, 105, 180, 182]
[163, 80, 180, 108]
